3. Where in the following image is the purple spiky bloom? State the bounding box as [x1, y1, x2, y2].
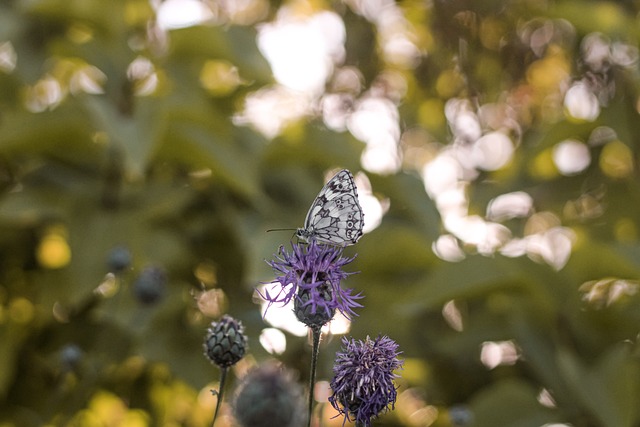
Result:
[262, 241, 362, 328]
[329, 335, 403, 427]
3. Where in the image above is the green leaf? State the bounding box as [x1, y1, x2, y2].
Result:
[162, 124, 258, 198]
[0, 106, 97, 161]
[565, 238, 640, 283]
[469, 378, 558, 427]
[548, 2, 634, 36]
[0, 322, 29, 400]
[557, 344, 640, 427]
[357, 222, 435, 280]
[401, 255, 558, 314]
[168, 25, 272, 85]
[81, 96, 160, 178]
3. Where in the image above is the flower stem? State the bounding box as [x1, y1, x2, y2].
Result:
[307, 326, 322, 427]
[211, 367, 228, 427]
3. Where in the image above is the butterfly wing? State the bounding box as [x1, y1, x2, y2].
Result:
[297, 169, 364, 246]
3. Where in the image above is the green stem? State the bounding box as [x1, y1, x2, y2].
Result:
[211, 367, 228, 427]
[307, 326, 322, 427]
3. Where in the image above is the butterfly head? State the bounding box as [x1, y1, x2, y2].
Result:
[295, 227, 310, 241]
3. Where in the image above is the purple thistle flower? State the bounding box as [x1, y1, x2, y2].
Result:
[262, 240, 362, 328]
[329, 335, 403, 427]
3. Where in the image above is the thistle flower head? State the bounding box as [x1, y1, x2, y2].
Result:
[203, 315, 248, 368]
[329, 335, 403, 427]
[133, 265, 166, 304]
[262, 241, 363, 328]
[233, 362, 305, 427]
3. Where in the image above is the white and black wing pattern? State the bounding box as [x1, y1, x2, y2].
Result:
[296, 169, 364, 246]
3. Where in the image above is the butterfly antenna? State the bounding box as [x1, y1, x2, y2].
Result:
[266, 228, 296, 233]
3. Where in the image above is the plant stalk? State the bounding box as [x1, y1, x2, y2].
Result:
[211, 367, 228, 427]
[307, 326, 322, 427]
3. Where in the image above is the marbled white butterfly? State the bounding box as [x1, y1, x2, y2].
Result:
[296, 169, 364, 246]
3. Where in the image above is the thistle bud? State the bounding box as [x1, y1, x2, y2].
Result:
[233, 362, 305, 427]
[133, 265, 166, 305]
[107, 246, 132, 273]
[204, 315, 248, 368]
[294, 282, 335, 328]
[59, 344, 83, 371]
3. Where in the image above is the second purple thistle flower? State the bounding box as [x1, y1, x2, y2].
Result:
[329, 335, 404, 427]
[262, 240, 363, 328]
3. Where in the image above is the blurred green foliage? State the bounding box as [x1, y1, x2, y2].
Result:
[1, 0, 640, 426]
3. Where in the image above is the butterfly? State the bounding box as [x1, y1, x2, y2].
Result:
[296, 169, 364, 246]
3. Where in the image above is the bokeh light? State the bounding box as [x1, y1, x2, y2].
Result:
[553, 139, 591, 175]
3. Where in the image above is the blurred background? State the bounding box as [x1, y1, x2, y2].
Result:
[1, 0, 640, 426]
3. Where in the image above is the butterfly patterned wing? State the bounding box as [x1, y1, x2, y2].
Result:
[302, 170, 353, 228]
[310, 193, 364, 245]
[297, 170, 364, 246]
